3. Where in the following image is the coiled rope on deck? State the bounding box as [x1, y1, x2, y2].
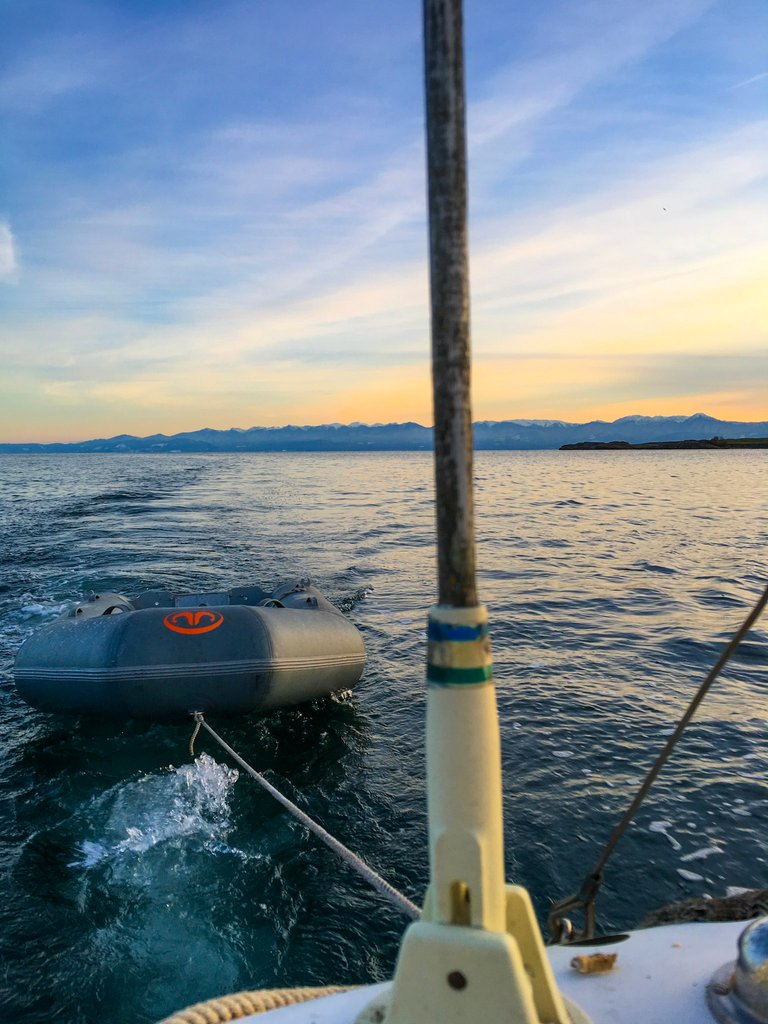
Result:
[157, 985, 356, 1024]
[192, 713, 421, 921]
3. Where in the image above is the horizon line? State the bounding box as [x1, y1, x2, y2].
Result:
[2, 410, 768, 448]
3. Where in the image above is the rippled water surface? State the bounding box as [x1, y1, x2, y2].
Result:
[0, 451, 765, 1022]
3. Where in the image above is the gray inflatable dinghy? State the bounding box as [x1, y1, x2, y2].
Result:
[14, 580, 365, 719]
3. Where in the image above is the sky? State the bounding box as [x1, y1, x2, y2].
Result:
[1, 0, 766, 443]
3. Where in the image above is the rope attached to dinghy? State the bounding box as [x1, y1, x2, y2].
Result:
[191, 713, 421, 922]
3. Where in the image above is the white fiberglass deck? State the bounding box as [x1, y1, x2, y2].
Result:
[238, 920, 745, 1024]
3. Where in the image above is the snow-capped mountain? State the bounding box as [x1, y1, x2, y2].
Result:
[2, 414, 766, 452]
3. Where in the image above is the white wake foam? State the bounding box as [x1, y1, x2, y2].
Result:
[71, 753, 240, 868]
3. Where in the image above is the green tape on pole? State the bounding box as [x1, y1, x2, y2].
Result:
[427, 663, 494, 685]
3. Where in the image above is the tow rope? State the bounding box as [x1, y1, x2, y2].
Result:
[190, 712, 421, 922]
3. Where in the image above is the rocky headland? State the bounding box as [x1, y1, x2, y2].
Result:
[560, 437, 768, 450]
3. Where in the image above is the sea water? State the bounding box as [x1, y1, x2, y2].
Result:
[0, 450, 765, 1022]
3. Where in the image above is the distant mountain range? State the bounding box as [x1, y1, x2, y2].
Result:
[1, 414, 766, 453]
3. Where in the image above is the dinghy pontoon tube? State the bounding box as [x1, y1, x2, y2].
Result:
[14, 581, 365, 718]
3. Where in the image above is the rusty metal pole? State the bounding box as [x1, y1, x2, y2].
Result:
[364, 3, 579, 1019]
[424, 0, 477, 609]
[420, 0, 505, 936]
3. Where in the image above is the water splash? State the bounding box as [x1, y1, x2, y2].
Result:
[676, 868, 704, 882]
[680, 846, 724, 863]
[337, 586, 374, 613]
[13, 597, 70, 622]
[649, 820, 682, 851]
[71, 753, 240, 868]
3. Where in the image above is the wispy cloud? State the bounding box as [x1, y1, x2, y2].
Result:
[0, 51, 98, 112]
[470, 0, 712, 148]
[0, 0, 765, 440]
[732, 70, 768, 90]
[0, 222, 17, 280]
[470, 120, 768, 344]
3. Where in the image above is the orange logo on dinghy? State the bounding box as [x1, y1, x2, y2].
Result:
[163, 610, 225, 635]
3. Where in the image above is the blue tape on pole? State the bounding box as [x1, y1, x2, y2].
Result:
[427, 621, 489, 642]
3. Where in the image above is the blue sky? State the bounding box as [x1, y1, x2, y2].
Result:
[1, 0, 766, 442]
